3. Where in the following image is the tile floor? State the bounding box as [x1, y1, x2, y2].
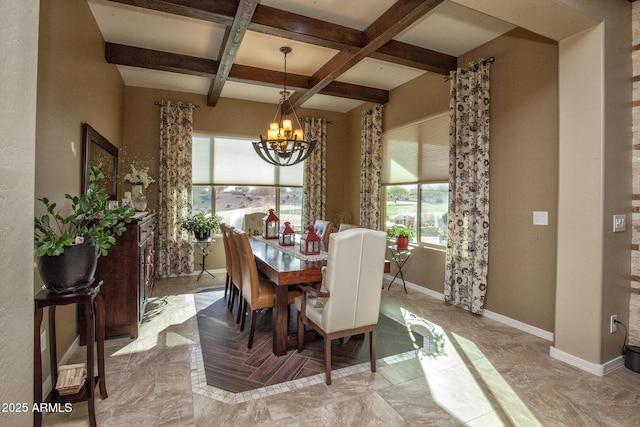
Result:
[44, 274, 640, 426]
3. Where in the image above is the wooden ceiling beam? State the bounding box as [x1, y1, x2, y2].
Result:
[207, 0, 259, 106]
[105, 43, 389, 104]
[249, 4, 363, 52]
[107, 0, 237, 25]
[288, 0, 443, 108]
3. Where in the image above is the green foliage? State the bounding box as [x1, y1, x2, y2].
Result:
[181, 209, 222, 235]
[390, 225, 415, 239]
[34, 166, 135, 257]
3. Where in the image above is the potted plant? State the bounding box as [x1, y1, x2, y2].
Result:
[390, 226, 415, 249]
[34, 166, 135, 293]
[181, 209, 222, 241]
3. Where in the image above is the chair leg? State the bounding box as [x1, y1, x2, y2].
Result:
[228, 285, 235, 310]
[297, 310, 304, 352]
[369, 329, 376, 373]
[224, 273, 230, 298]
[324, 336, 332, 385]
[240, 300, 247, 332]
[235, 291, 243, 324]
[248, 310, 258, 349]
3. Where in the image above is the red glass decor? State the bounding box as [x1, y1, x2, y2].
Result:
[300, 225, 321, 255]
[279, 222, 295, 246]
[262, 209, 280, 239]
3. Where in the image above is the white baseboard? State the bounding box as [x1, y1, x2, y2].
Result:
[386, 274, 553, 341]
[549, 346, 624, 376]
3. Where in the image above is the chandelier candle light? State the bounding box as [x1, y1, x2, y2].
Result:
[252, 47, 316, 167]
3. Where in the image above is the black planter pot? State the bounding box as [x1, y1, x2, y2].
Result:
[195, 229, 211, 241]
[36, 243, 99, 293]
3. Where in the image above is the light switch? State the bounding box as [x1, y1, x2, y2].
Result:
[613, 214, 626, 232]
[533, 211, 548, 226]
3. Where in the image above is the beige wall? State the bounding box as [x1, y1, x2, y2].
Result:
[460, 28, 559, 331]
[456, 0, 632, 366]
[35, 0, 125, 383]
[1, 1, 39, 421]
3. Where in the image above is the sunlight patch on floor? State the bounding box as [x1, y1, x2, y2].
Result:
[401, 308, 541, 425]
[110, 293, 198, 356]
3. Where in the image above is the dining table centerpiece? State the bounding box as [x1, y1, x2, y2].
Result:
[181, 209, 222, 241]
[34, 166, 135, 293]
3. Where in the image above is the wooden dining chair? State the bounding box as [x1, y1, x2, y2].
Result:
[313, 219, 333, 252]
[222, 223, 244, 323]
[295, 228, 387, 385]
[232, 229, 299, 349]
[219, 223, 233, 299]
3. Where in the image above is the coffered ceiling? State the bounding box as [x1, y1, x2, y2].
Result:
[88, 0, 515, 112]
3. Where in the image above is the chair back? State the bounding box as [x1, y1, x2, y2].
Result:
[337, 223, 360, 233]
[321, 228, 387, 333]
[243, 212, 265, 236]
[220, 223, 233, 277]
[225, 224, 242, 290]
[313, 219, 333, 251]
[231, 229, 261, 303]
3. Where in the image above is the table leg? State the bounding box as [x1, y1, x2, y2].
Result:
[34, 306, 43, 427]
[272, 285, 289, 356]
[95, 293, 108, 399]
[85, 301, 96, 427]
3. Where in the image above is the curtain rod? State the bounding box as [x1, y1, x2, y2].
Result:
[443, 57, 495, 81]
[154, 101, 200, 109]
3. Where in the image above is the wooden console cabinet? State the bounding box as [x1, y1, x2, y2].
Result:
[79, 213, 157, 343]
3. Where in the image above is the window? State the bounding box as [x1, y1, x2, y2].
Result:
[192, 135, 303, 231]
[382, 112, 449, 246]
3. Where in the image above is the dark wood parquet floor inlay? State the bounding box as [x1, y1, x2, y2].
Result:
[195, 288, 422, 393]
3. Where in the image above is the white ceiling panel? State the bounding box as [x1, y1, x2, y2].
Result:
[300, 94, 365, 114]
[88, 0, 226, 59]
[220, 81, 286, 105]
[396, 1, 515, 57]
[259, 0, 397, 31]
[118, 66, 211, 95]
[236, 31, 337, 75]
[337, 58, 425, 90]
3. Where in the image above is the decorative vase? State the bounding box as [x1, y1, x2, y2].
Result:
[396, 236, 409, 249]
[36, 243, 99, 293]
[195, 229, 211, 241]
[131, 184, 147, 212]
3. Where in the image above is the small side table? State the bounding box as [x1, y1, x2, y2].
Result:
[34, 281, 107, 427]
[387, 245, 413, 293]
[193, 238, 215, 281]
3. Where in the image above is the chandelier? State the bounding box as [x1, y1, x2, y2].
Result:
[252, 46, 316, 167]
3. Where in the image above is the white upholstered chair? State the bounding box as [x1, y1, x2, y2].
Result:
[295, 228, 387, 385]
[313, 219, 333, 252]
[243, 212, 265, 236]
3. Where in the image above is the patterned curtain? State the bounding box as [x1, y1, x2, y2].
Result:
[360, 105, 383, 230]
[301, 117, 327, 227]
[156, 101, 195, 276]
[444, 60, 492, 314]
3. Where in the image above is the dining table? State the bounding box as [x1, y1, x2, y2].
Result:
[248, 235, 390, 356]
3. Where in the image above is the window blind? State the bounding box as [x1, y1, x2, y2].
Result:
[192, 135, 303, 186]
[382, 111, 449, 185]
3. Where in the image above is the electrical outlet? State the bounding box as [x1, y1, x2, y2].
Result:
[610, 314, 618, 334]
[40, 331, 47, 352]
